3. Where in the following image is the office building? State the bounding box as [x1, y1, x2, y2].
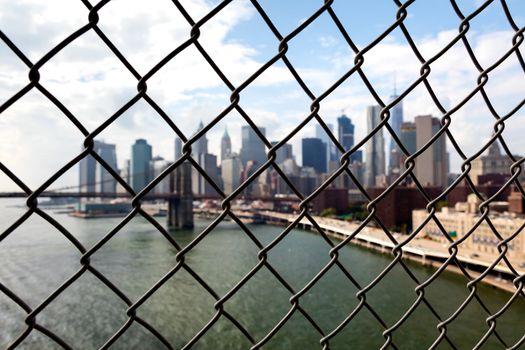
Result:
[398, 121, 416, 172]
[221, 153, 242, 194]
[414, 115, 447, 187]
[79, 147, 97, 193]
[364, 105, 385, 187]
[192, 153, 219, 196]
[95, 142, 118, 194]
[240, 125, 267, 166]
[400, 122, 416, 155]
[131, 139, 153, 192]
[194, 121, 208, 155]
[79, 140, 118, 194]
[302, 138, 327, 174]
[337, 114, 362, 163]
[190, 122, 220, 195]
[315, 123, 335, 169]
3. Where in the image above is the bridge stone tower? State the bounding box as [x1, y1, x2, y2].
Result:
[168, 162, 194, 229]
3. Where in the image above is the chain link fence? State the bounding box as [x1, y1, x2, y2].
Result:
[1, 0, 525, 349]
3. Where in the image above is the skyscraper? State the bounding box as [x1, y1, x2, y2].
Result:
[79, 144, 97, 193]
[191, 122, 219, 196]
[315, 123, 334, 169]
[240, 125, 267, 166]
[337, 113, 362, 163]
[364, 105, 386, 187]
[302, 138, 327, 174]
[400, 122, 416, 155]
[221, 127, 232, 163]
[194, 121, 208, 155]
[388, 89, 403, 175]
[192, 153, 219, 195]
[414, 115, 448, 187]
[174, 137, 182, 160]
[79, 140, 118, 194]
[95, 142, 118, 194]
[131, 139, 152, 192]
[337, 114, 354, 151]
[221, 153, 241, 194]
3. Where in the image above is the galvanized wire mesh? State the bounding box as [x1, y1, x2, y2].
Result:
[1, 0, 525, 349]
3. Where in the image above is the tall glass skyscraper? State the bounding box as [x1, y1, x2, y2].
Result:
[131, 139, 152, 192]
[337, 114, 354, 151]
[388, 88, 404, 175]
[221, 127, 232, 163]
[364, 105, 385, 187]
[193, 121, 208, 155]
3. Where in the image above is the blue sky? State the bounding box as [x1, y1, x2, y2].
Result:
[1, 0, 525, 191]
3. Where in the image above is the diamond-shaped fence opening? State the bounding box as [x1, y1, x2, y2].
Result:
[1, 0, 525, 349]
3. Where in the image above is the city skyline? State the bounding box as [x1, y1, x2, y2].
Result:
[2, 1, 525, 191]
[75, 101, 456, 194]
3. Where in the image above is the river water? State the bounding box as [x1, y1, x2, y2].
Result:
[1, 199, 524, 349]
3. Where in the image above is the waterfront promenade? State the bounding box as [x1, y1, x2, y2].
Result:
[256, 211, 525, 293]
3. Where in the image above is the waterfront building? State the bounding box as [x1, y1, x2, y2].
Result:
[131, 139, 153, 192]
[311, 188, 348, 214]
[368, 185, 442, 231]
[221, 153, 241, 194]
[412, 194, 525, 262]
[221, 127, 232, 163]
[95, 142, 118, 194]
[414, 115, 448, 187]
[149, 156, 171, 194]
[364, 105, 386, 187]
[74, 201, 132, 217]
[302, 137, 327, 174]
[240, 125, 267, 167]
[470, 141, 523, 185]
[388, 89, 404, 176]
